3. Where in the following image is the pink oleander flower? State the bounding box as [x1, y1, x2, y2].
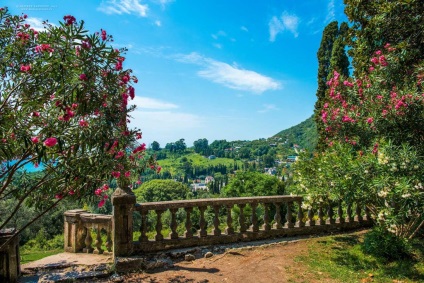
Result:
[98, 199, 105, 208]
[111, 171, 121, 178]
[124, 171, 131, 178]
[63, 15, 76, 25]
[79, 119, 89, 127]
[79, 73, 87, 81]
[101, 29, 107, 41]
[32, 111, 40, 117]
[366, 117, 374, 124]
[20, 64, 31, 72]
[55, 193, 63, 199]
[115, 151, 125, 159]
[68, 190, 75, 195]
[157, 166, 162, 174]
[343, 80, 354, 87]
[34, 163, 39, 168]
[31, 136, 39, 143]
[43, 137, 57, 147]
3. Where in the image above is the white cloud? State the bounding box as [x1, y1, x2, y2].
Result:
[130, 110, 204, 144]
[132, 96, 178, 110]
[157, 0, 174, 9]
[213, 43, 222, 49]
[175, 52, 281, 94]
[155, 20, 161, 27]
[258, 104, 279, 113]
[269, 11, 299, 41]
[25, 17, 51, 31]
[98, 0, 148, 17]
[326, 0, 335, 23]
[241, 26, 249, 32]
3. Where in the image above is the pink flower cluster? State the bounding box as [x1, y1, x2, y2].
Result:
[63, 15, 76, 26]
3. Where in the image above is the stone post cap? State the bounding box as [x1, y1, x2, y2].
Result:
[111, 187, 136, 205]
[64, 209, 87, 217]
[0, 228, 16, 236]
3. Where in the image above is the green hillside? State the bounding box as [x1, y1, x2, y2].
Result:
[273, 115, 317, 152]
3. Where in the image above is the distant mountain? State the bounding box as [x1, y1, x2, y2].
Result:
[273, 115, 317, 152]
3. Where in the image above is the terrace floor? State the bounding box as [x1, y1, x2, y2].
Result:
[20, 231, 370, 283]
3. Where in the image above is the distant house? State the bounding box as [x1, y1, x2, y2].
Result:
[269, 143, 277, 147]
[265, 167, 277, 175]
[204, 176, 215, 184]
[208, 155, 216, 160]
[190, 183, 208, 191]
[287, 155, 298, 163]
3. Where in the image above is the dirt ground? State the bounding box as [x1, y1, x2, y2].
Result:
[115, 239, 337, 283]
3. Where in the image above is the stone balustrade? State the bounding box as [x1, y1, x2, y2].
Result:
[64, 210, 112, 255]
[132, 196, 372, 253]
[64, 193, 373, 257]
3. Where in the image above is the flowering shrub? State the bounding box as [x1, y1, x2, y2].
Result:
[294, 45, 424, 239]
[0, 7, 158, 235]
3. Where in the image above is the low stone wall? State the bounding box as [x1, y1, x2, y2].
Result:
[64, 210, 113, 255]
[0, 228, 20, 283]
[65, 192, 373, 258]
[131, 196, 372, 253]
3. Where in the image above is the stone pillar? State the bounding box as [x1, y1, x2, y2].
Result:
[64, 209, 87, 253]
[112, 188, 136, 257]
[0, 228, 20, 283]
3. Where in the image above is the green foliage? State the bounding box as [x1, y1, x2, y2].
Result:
[344, 0, 424, 78]
[222, 171, 285, 197]
[273, 115, 317, 152]
[0, 8, 154, 241]
[363, 227, 412, 261]
[134, 179, 190, 202]
[298, 233, 424, 282]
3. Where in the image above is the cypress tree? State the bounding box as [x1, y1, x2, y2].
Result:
[314, 21, 350, 150]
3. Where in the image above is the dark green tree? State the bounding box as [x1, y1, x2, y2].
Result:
[134, 179, 189, 202]
[151, 141, 160, 151]
[314, 21, 350, 150]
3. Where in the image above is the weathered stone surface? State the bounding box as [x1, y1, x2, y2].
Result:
[185, 254, 196, 261]
[114, 257, 147, 273]
[145, 259, 173, 270]
[0, 228, 20, 283]
[37, 269, 111, 283]
[204, 251, 214, 258]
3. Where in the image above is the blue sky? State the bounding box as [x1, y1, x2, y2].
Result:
[6, 0, 348, 147]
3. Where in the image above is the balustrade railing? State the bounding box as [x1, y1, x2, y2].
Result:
[132, 196, 372, 253]
[64, 210, 112, 255]
[64, 193, 373, 256]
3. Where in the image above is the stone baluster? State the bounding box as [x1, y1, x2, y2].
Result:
[336, 201, 345, 224]
[317, 202, 325, 225]
[64, 209, 87, 253]
[238, 204, 247, 232]
[355, 203, 363, 222]
[225, 204, 234, 235]
[139, 210, 148, 242]
[326, 202, 335, 225]
[185, 207, 193, 238]
[199, 206, 208, 237]
[169, 208, 179, 239]
[306, 208, 315, 226]
[155, 210, 165, 241]
[296, 200, 305, 227]
[284, 202, 294, 228]
[263, 203, 271, 231]
[346, 203, 354, 223]
[105, 229, 113, 253]
[83, 227, 94, 253]
[250, 203, 259, 232]
[93, 227, 103, 254]
[212, 205, 221, 236]
[273, 203, 282, 229]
